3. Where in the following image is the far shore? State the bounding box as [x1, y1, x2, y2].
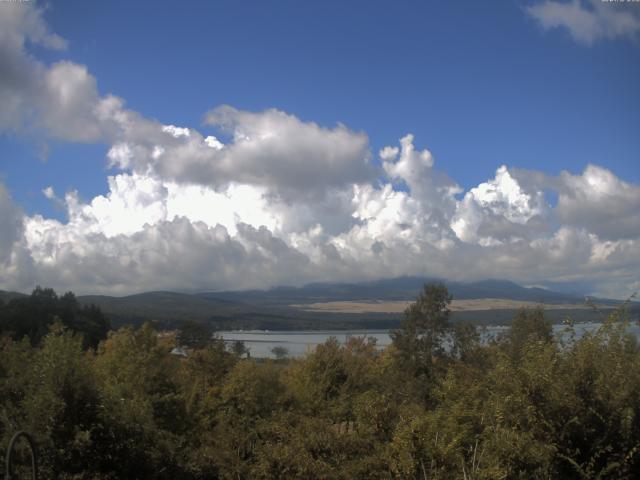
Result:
[290, 298, 613, 314]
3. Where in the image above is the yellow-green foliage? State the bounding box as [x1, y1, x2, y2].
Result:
[1, 302, 639, 479]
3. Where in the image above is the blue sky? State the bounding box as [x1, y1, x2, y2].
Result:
[3, 0, 638, 217]
[0, 0, 639, 296]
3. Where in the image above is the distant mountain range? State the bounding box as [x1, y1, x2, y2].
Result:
[1, 277, 631, 330]
[198, 277, 592, 305]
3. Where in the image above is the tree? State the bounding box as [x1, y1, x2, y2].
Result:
[231, 339, 249, 358]
[92, 323, 189, 478]
[207, 361, 285, 478]
[11, 322, 103, 478]
[391, 282, 452, 377]
[503, 307, 552, 359]
[450, 322, 480, 362]
[271, 345, 289, 360]
[180, 337, 236, 415]
[177, 320, 212, 349]
[0, 287, 109, 348]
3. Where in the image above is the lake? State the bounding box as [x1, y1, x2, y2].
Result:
[219, 322, 640, 359]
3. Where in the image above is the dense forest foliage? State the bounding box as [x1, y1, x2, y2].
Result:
[0, 287, 110, 348]
[1, 284, 639, 479]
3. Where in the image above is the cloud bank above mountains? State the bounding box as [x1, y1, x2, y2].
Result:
[0, 3, 638, 298]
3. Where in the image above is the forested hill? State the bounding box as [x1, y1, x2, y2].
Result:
[0, 289, 27, 302]
[2, 279, 632, 331]
[75, 277, 624, 329]
[77, 291, 249, 323]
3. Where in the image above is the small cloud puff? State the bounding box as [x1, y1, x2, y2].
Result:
[527, 0, 640, 46]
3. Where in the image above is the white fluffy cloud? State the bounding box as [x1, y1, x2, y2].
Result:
[102, 105, 374, 204]
[0, 183, 23, 264]
[527, 0, 640, 45]
[0, 3, 638, 298]
[0, 4, 122, 142]
[2, 147, 639, 298]
[452, 166, 549, 245]
[555, 165, 640, 240]
[16, 150, 633, 298]
[0, 184, 35, 288]
[381, 134, 461, 219]
[1, 3, 373, 193]
[20, 216, 315, 295]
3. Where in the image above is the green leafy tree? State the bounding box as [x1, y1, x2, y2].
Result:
[177, 320, 212, 349]
[391, 282, 452, 399]
[503, 307, 552, 360]
[0, 287, 109, 348]
[203, 360, 285, 479]
[180, 337, 236, 417]
[231, 339, 249, 358]
[92, 323, 189, 478]
[271, 345, 289, 360]
[450, 322, 480, 362]
[2, 323, 103, 478]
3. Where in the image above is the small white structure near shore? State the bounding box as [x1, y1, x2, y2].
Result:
[170, 346, 188, 357]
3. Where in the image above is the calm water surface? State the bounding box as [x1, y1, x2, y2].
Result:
[219, 322, 640, 359]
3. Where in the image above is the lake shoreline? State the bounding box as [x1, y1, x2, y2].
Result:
[218, 321, 638, 359]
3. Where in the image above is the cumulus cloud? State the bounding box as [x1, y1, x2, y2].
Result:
[3, 152, 639, 298]
[19, 216, 316, 295]
[452, 166, 549, 245]
[554, 165, 640, 240]
[0, 183, 23, 264]
[0, 3, 120, 142]
[0, 182, 35, 288]
[1, 3, 374, 190]
[0, 3, 638, 298]
[202, 106, 373, 193]
[381, 134, 461, 219]
[526, 0, 640, 45]
[103, 105, 374, 204]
